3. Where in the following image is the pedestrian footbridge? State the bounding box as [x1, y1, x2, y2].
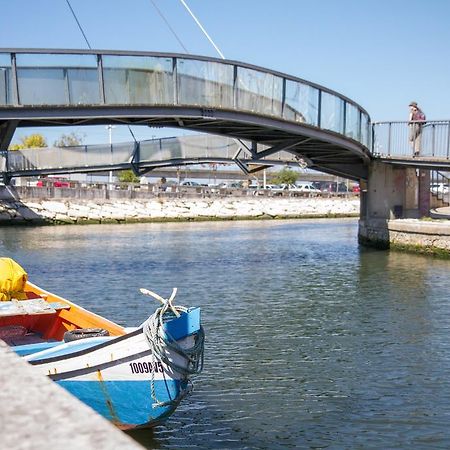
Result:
[0, 49, 372, 180]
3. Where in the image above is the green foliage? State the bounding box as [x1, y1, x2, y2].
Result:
[53, 132, 84, 147]
[118, 170, 140, 183]
[9, 133, 48, 150]
[270, 168, 298, 185]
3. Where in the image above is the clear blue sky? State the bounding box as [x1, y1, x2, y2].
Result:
[1, 0, 449, 145]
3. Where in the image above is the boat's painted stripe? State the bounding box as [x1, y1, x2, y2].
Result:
[13, 340, 63, 356]
[48, 349, 153, 381]
[57, 378, 186, 427]
[26, 337, 112, 361]
[29, 328, 143, 365]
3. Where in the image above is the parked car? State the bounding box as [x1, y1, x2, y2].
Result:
[430, 183, 449, 195]
[180, 181, 200, 187]
[36, 177, 71, 188]
[218, 182, 242, 189]
[313, 181, 349, 193]
[294, 182, 322, 194]
[264, 184, 285, 195]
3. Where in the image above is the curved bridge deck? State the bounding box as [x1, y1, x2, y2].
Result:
[0, 49, 371, 180]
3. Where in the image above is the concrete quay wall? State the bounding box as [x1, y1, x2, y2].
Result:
[359, 218, 450, 256]
[0, 340, 142, 450]
[0, 196, 360, 225]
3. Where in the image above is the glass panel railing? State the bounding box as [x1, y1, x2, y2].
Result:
[179, 134, 238, 159]
[6, 144, 135, 171]
[320, 92, 344, 133]
[345, 103, 360, 140]
[2, 52, 371, 152]
[177, 59, 233, 108]
[0, 54, 12, 105]
[236, 67, 283, 117]
[16, 54, 99, 105]
[103, 55, 174, 105]
[284, 80, 319, 125]
[360, 112, 370, 147]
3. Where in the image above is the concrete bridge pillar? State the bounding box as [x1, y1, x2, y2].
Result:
[359, 160, 430, 248]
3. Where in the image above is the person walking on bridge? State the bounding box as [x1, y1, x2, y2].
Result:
[408, 101, 426, 156]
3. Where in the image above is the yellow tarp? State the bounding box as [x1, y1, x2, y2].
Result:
[0, 258, 28, 301]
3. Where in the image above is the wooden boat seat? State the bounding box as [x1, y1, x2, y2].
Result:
[0, 298, 70, 317]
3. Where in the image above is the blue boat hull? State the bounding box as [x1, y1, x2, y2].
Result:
[58, 378, 187, 429]
[15, 306, 203, 429]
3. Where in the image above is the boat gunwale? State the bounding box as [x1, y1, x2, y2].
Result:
[28, 327, 143, 365]
[25, 281, 126, 337]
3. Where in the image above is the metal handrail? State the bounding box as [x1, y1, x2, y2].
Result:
[372, 120, 450, 159]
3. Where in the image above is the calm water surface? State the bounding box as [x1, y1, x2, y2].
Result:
[1, 219, 450, 449]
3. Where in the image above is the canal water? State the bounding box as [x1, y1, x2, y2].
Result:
[1, 218, 450, 449]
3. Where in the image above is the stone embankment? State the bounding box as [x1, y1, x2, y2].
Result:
[359, 218, 450, 256]
[0, 340, 142, 450]
[0, 196, 360, 225]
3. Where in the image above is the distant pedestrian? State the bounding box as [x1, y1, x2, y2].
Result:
[408, 101, 426, 156]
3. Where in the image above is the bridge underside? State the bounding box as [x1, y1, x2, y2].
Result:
[0, 107, 370, 180]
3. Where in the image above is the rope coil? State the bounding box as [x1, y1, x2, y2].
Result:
[140, 288, 204, 407]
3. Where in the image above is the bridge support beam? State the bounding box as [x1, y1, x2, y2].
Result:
[358, 160, 431, 248]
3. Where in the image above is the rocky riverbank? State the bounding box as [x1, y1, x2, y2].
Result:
[0, 196, 360, 225]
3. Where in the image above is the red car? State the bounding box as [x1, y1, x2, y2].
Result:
[36, 178, 70, 188]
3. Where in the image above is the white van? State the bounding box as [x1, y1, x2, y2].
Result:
[294, 182, 321, 194]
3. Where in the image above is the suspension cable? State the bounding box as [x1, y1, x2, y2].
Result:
[178, 0, 254, 161]
[65, 0, 92, 49]
[178, 0, 225, 59]
[64, 0, 138, 146]
[149, 0, 189, 53]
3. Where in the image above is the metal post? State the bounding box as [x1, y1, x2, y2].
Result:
[97, 54, 106, 104]
[446, 121, 450, 159]
[387, 122, 392, 157]
[317, 90, 322, 127]
[371, 122, 375, 154]
[173, 58, 178, 105]
[233, 65, 238, 110]
[432, 124, 436, 157]
[342, 101, 347, 135]
[11, 53, 19, 105]
[106, 125, 115, 190]
[64, 68, 71, 104]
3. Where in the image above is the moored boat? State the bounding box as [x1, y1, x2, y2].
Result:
[0, 258, 204, 429]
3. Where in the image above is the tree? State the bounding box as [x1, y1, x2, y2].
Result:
[270, 168, 298, 185]
[9, 133, 48, 150]
[118, 170, 140, 183]
[53, 132, 84, 147]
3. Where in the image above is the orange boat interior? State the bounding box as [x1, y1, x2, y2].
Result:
[0, 281, 125, 346]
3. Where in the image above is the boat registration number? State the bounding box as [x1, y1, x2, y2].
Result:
[129, 361, 164, 374]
